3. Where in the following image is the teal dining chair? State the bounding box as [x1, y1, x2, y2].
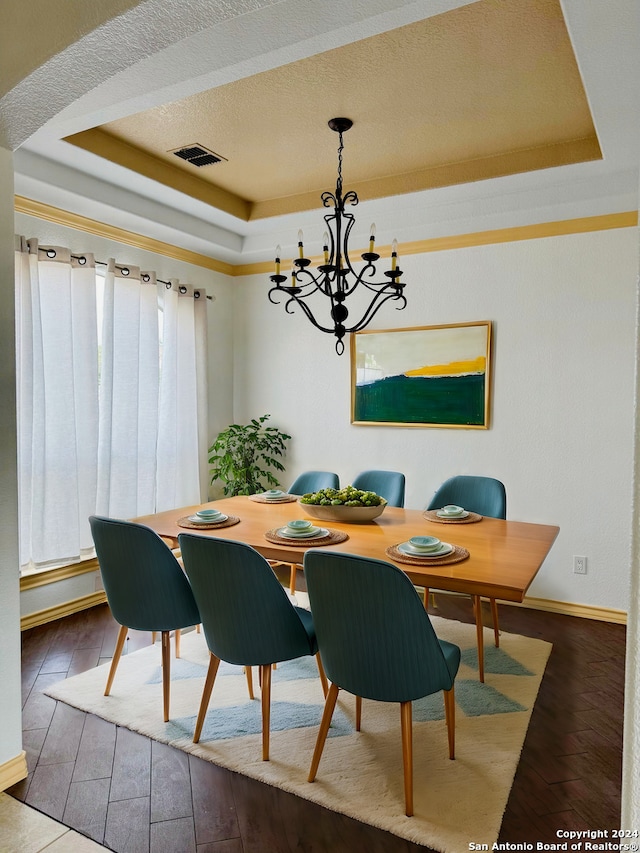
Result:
[288, 470, 340, 495]
[427, 475, 507, 647]
[303, 550, 460, 817]
[88, 515, 201, 722]
[284, 470, 340, 593]
[351, 469, 406, 507]
[178, 534, 328, 760]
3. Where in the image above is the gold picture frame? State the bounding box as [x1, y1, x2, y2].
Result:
[351, 321, 492, 429]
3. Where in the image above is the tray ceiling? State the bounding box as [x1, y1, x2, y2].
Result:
[63, 0, 600, 223]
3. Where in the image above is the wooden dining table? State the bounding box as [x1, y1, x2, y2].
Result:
[135, 495, 559, 681]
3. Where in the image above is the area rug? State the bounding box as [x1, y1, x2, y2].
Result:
[44, 617, 551, 852]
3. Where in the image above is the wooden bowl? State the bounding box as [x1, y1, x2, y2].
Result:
[298, 498, 387, 523]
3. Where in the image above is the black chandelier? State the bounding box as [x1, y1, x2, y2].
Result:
[268, 118, 407, 355]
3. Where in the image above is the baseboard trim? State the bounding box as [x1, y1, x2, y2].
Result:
[517, 596, 627, 624]
[21, 591, 108, 631]
[0, 751, 27, 792]
[419, 588, 627, 624]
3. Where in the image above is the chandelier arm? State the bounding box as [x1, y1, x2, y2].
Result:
[269, 277, 324, 306]
[345, 291, 408, 334]
[268, 287, 287, 306]
[337, 265, 393, 299]
[282, 292, 339, 335]
[353, 277, 400, 295]
[294, 265, 335, 297]
[339, 267, 390, 296]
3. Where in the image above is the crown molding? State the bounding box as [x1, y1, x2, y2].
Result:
[15, 195, 235, 275]
[15, 196, 637, 279]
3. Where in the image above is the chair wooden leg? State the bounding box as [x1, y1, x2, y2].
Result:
[400, 700, 413, 817]
[161, 630, 171, 722]
[308, 682, 340, 782]
[289, 563, 297, 594]
[245, 665, 254, 700]
[260, 663, 272, 761]
[355, 695, 362, 731]
[105, 624, 128, 696]
[175, 628, 181, 658]
[315, 653, 328, 698]
[473, 595, 485, 682]
[422, 587, 436, 609]
[194, 652, 221, 743]
[151, 631, 157, 644]
[490, 598, 500, 647]
[443, 686, 456, 759]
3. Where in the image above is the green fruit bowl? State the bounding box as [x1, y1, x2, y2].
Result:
[298, 499, 387, 523]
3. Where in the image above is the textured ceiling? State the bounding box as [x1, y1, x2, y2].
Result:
[63, 0, 600, 223]
[0, 0, 142, 99]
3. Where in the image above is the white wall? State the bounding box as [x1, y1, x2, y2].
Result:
[622, 217, 640, 827]
[0, 146, 23, 775]
[234, 227, 638, 611]
[14, 212, 235, 615]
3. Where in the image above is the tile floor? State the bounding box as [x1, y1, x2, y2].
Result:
[0, 792, 107, 852]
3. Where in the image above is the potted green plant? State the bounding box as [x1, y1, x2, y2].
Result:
[208, 414, 292, 496]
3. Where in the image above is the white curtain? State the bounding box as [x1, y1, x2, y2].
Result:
[156, 281, 209, 510]
[15, 239, 99, 570]
[96, 261, 160, 518]
[15, 240, 209, 572]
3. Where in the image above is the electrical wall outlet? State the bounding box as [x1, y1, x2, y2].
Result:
[573, 555, 587, 575]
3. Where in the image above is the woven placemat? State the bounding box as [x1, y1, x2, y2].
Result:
[265, 528, 349, 547]
[177, 515, 241, 530]
[249, 494, 298, 504]
[422, 510, 482, 524]
[385, 543, 469, 566]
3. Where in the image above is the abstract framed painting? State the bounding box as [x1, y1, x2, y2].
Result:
[351, 321, 492, 428]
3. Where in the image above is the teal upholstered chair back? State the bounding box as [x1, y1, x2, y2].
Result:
[178, 535, 318, 666]
[351, 469, 406, 507]
[288, 470, 340, 495]
[427, 475, 506, 519]
[89, 516, 200, 632]
[303, 551, 459, 703]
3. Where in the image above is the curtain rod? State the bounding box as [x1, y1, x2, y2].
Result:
[92, 258, 213, 300]
[41, 249, 213, 300]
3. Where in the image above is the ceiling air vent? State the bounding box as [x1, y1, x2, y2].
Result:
[171, 144, 227, 167]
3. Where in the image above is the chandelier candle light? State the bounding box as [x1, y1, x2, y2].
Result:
[268, 118, 407, 355]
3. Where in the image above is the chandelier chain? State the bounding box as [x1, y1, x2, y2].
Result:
[336, 130, 344, 197]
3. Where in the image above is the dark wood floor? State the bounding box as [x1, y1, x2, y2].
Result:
[8, 581, 625, 852]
